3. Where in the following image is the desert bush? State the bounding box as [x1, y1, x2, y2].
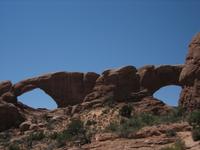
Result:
[161, 139, 186, 150]
[159, 109, 182, 124]
[119, 105, 133, 118]
[67, 119, 85, 136]
[28, 131, 45, 141]
[102, 108, 109, 114]
[106, 117, 143, 138]
[165, 129, 177, 137]
[26, 131, 45, 148]
[188, 110, 200, 127]
[139, 113, 159, 126]
[29, 131, 45, 141]
[118, 118, 141, 138]
[104, 96, 115, 107]
[105, 122, 119, 132]
[187, 110, 200, 141]
[8, 143, 20, 150]
[105, 111, 183, 139]
[49, 132, 59, 140]
[85, 119, 97, 126]
[192, 127, 200, 141]
[55, 119, 91, 147]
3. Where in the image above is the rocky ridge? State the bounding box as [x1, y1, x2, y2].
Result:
[0, 33, 200, 149]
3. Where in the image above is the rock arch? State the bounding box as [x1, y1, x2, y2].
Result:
[138, 65, 184, 95]
[84, 65, 184, 103]
[0, 33, 200, 112]
[10, 72, 99, 107]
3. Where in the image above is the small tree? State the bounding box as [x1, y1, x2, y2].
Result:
[119, 105, 133, 118]
[192, 127, 200, 141]
[188, 110, 200, 127]
[188, 110, 200, 141]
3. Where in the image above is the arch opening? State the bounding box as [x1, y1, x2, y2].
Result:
[153, 85, 182, 106]
[18, 88, 58, 110]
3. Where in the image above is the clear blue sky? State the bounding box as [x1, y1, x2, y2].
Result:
[1, 0, 200, 109]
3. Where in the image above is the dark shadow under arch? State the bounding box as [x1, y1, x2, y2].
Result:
[153, 85, 182, 106]
[18, 88, 58, 110]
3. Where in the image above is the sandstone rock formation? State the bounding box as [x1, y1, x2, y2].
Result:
[179, 33, 200, 112]
[0, 33, 199, 113]
[0, 72, 99, 107]
[0, 81, 12, 96]
[138, 65, 183, 94]
[84, 65, 183, 103]
[0, 101, 25, 131]
[0, 33, 200, 150]
[84, 66, 140, 103]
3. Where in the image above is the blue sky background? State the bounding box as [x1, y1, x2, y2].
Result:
[1, 0, 200, 109]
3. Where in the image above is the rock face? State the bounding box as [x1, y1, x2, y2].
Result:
[0, 81, 12, 96]
[0, 33, 200, 113]
[0, 102, 25, 131]
[0, 65, 185, 108]
[84, 65, 183, 103]
[84, 66, 140, 102]
[179, 33, 200, 112]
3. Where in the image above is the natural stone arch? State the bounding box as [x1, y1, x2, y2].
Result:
[137, 65, 184, 95]
[12, 72, 99, 108]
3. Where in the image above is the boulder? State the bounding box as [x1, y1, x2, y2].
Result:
[0, 102, 25, 131]
[1, 92, 17, 103]
[19, 121, 32, 132]
[0, 80, 12, 96]
[133, 96, 172, 115]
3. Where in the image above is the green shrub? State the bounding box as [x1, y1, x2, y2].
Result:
[106, 122, 119, 132]
[26, 131, 45, 148]
[119, 105, 133, 118]
[106, 117, 143, 138]
[161, 139, 186, 150]
[28, 131, 45, 141]
[102, 108, 109, 114]
[85, 120, 97, 126]
[188, 110, 200, 127]
[175, 106, 185, 118]
[56, 131, 70, 147]
[159, 110, 182, 124]
[118, 119, 140, 138]
[192, 127, 200, 141]
[49, 132, 59, 140]
[187, 110, 200, 141]
[67, 119, 85, 136]
[139, 113, 158, 126]
[55, 119, 91, 147]
[105, 111, 183, 139]
[8, 144, 20, 150]
[104, 96, 115, 107]
[165, 129, 177, 137]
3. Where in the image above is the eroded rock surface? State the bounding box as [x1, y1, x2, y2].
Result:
[179, 33, 200, 112]
[0, 81, 12, 96]
[3, 72, 99, 107]
[0, 102, 25, 131]
[0, 33, 200, 113]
